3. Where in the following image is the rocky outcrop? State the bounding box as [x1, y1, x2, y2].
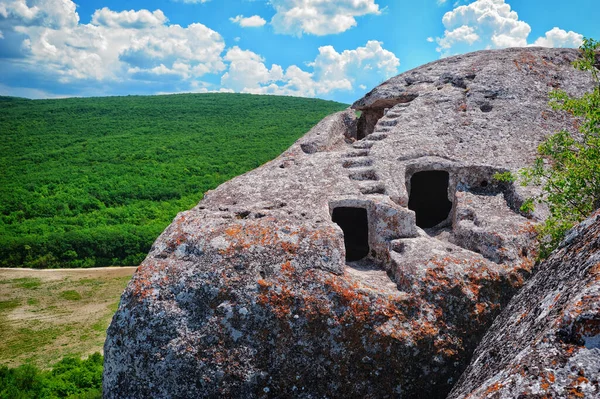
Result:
[448, 211, 600, 399]
[103, 47, 595, 398]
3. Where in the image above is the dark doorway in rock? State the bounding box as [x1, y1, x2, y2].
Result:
[332, 207, 370, 261]
[408, 171, 452, 228]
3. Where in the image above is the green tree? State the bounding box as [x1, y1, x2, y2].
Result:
[522, 38, 600, 258]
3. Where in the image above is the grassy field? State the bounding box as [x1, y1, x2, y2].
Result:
[0, 267, 136, 369]
[0, 93, 348, 268]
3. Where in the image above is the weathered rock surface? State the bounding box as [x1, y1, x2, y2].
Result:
[103, 47, 595, 398]
[448, 210, 600, 399]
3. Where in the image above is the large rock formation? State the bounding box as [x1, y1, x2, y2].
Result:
[448, 210, 600, 398]
[103, 47, 594, 398]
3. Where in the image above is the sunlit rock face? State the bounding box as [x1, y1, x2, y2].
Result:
[448, 210, 600, 399]
[103, 47, 595, 398]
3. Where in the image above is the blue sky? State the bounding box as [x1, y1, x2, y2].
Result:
[0, 0, 598, 104]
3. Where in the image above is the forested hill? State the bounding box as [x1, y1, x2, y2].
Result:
[0, 93, 348, 268]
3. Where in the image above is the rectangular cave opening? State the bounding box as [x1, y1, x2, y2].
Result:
[408, 170, 453, 228]
[331, 207, 370, 261]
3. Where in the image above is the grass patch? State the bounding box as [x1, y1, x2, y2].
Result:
[2, 326, 63, 360]
[11, 278, 42, 289]
[0, 299, 20, 311]
[79, 279, 105, 288]
[60, 290, 82, 301]
[27, 298, 39, 306]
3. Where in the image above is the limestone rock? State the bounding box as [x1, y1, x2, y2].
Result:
[448, 211, 600, 399]
[103, 47, 595, 398]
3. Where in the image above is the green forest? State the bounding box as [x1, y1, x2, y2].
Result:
[0, 93, 348, 268]
[0, 353, 103, 398]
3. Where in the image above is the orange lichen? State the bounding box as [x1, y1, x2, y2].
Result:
[514, 60, 522, 71]
[224, 224, 243, 237]
[575, 376, 589, 384]
[475, 303, 487, 315]
[540, 371, 556, 391]
[567, 388, 585, 398]
[257, 279, 270, 288]
[257, 279, 294, 319]
[518, 311, 529, 323]
[590, 262, 600, 276]
[484, 382, 503, 394]
[280, 241, 299, 254]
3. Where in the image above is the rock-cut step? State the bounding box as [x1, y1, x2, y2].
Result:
[384, 110, 406, 119]
[364, 133, 388, 141]
[348, 168, 379, 181]
[352, 141, 375, 149]
[385, 103, 411, 118]
[359, 182, 386, 195]
[343, 149, 370, 158]
[345, 258, 402, 295]
[377, 118, 400, 127]
[342, 158, 374, 169]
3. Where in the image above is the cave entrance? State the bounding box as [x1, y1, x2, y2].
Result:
[332, 207, 370, 261]
[408, 171, 452, 228]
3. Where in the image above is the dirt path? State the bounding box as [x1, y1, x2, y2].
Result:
[0, 266, 137, 280]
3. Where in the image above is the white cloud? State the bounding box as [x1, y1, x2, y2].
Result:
[230, 15, 266, 28]
[0, 0, 79, 29]
[0, 1, 226, 84]
[220, 40, 399, 98]
[270, 0, 381, 36]
[91, 8, 167, 29]
[434, 0, 584, 56]
[0, 1, 398, 99]
[220, 46, 284, 92]
[436, 24, 479, 51]
[533, 27, 583, 48]
[426, 37, 434, 42]
[438, 0, 530, 54]
[0, 30, 3, 38]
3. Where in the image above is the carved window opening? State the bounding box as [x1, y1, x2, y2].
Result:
[332, 207, 370, 261]
[408, 170, 452, 228]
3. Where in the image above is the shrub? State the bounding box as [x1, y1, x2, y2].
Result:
[0, 353, 103, 398]
[521, 38, 600, 258]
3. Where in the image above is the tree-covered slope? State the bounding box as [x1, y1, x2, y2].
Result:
[0, 93, 348, 268]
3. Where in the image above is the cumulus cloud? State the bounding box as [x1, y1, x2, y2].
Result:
[220, 40, 399, 97]
[0, 0, 79, 29]
[533, 27, 583, 48]
[91, 8, 167, 29]
[0, 0, 398, 99]
[436, 25, 480, 52]
[229, 15, 266, 28]
[270, 0, 381, 36]
[0, 1, 226, 86]
[434, 0, 584, 56]
[220, 46, 284, 92]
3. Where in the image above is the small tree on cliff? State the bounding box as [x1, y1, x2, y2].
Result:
[522, 38, 600, 258]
